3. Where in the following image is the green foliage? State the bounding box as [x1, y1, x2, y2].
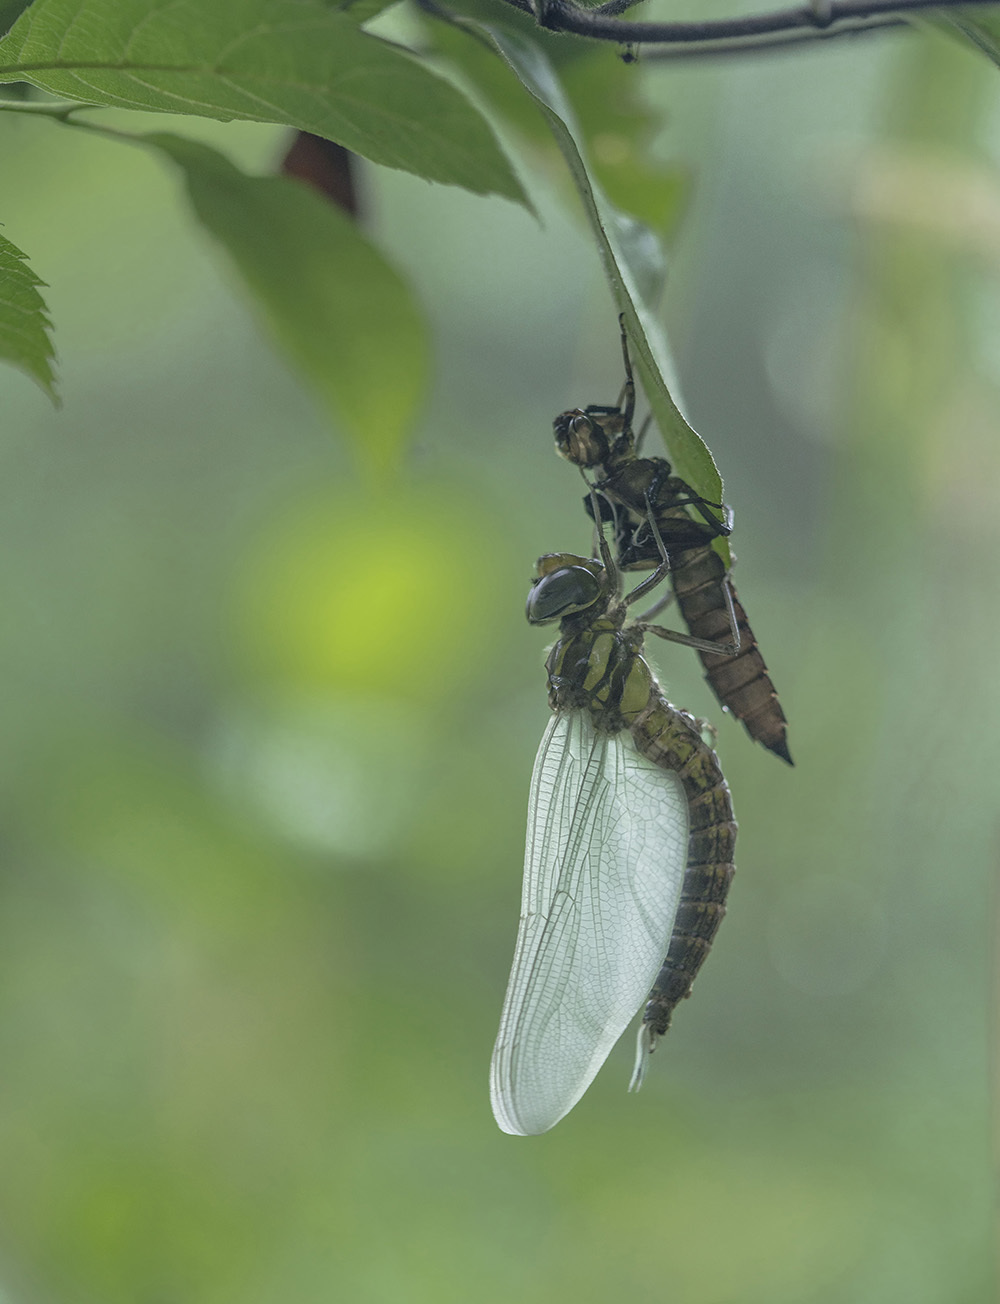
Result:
[0, 0, 526, 199]
[0, 0, 709, 479]
[0, 230, 55, 398]
[147, 133, 427, 475]
[0, 0, 998, 484]
[931, 8, 1000, 66]
[1, 5, 1000, 1299]
[332, 0, 402, 22]
[423, 21, 690, 230]
[483, 25, 728, 543]
[0, 0, 31, 35]
[558, 50, 690, 234]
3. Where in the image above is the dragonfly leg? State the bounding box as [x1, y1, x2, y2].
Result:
[622, 488, 675, 610]
[639, 621, 738, 657]
[616, 313, 636, 433]
[622, 559, 672, 609]
[644, 461, 733, 539]
[639, 575, 741, 656]
[721, 575, 742, 655]
[582, 474, 620, 592]
[635, 584, 677, 623]
[585, 486, 632, 553]
[582, 317, 638, 431]
[635, 488, 742, 655]
[672, 491, 735, 537]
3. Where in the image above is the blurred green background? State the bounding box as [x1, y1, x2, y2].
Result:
[0, 20, 997, 1304]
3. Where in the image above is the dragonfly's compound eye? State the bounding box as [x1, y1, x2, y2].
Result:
[526, 566, 603, 624]
[553, 410, 610, 468]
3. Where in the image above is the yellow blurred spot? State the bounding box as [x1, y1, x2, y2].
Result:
[592, 134, 631, 166]
[849, 148, 1000, 264]
[237, 486, 501, 701]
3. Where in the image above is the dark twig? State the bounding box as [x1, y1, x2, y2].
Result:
[589, 0, 647, 15]
[493, 0, 994, 48]
[641, 14, 908, 59]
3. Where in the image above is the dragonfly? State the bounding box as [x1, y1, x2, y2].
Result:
[553, 320, 792, 766]
[490, 496, 736, 1136]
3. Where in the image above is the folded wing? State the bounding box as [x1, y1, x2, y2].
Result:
[490, 711, 689, 1136]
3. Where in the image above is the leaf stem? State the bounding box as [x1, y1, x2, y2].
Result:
[0, 96, 89, 120]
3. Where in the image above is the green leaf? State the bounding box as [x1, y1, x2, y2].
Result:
[422, 19, 688, 232]
[147, 133, 427, 476]
[331, 0, 402, 24]
[0, 231, 57, 400]
[478, 26, 728, 554]
[0, 0, 31, 38]
[559, 51, 690, 233]
[420, 13, 558, 150]
[930, 9, 1000, 69]
[0, 0, 527, 203]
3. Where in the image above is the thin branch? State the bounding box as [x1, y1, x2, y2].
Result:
[494, 0, 995, 47]
[588, 0, 645, 15]
[641, 14, 908, 59]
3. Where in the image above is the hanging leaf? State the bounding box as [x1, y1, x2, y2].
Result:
[930, 10, 1000, 69]
[147, 133, 427, 477]
[477, 25, 727, 553]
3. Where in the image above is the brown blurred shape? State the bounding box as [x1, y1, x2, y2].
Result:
[281, 132, 361, 218]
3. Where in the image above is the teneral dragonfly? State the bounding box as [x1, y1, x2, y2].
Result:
[490, 516, 736, 1136]
[553, 322, 792, 766]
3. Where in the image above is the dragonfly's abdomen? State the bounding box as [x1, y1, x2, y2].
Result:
[631, 698, 737, 1044]
[670, 544, 792, 766]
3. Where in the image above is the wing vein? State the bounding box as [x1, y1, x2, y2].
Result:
[490, 710, 689, 1135]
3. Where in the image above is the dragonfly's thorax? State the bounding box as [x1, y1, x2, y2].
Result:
[545, 625, 654, 732]
[589, 458, 728, 573]
[600, 459, 700, 526]
[601, 453, 661, 498]
[526, 552, 652, 729]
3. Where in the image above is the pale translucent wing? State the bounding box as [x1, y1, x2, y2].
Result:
[490, 710, 689, 1136]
